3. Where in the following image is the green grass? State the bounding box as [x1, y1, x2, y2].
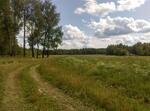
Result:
[19, 66, 62, 111]
[0, 59, 22, 107]
[38, 56, 150, 111]
[0, 56, 150, 111]
[0, 70, 4, 107]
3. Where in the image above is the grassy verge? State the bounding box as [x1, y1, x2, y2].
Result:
[37, 56, 150, 111]
[55, 56, 150, 105]
[0, 61, 21, 108]
[0, 71, 4, 107]
[19, 66, 62, 111]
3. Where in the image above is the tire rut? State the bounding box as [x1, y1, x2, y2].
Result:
[0, 65, 26, 111]
[30, 65, 95, 111]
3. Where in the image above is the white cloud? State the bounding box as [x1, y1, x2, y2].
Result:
[117, 0, 146, 11]
[88, 16, 150, 37]
[60, 0, 149, 49]
[60, 24, 150, 49]
[110, 33, 150, 45]
[60, 36, 112, 49]
[60, 40, 86, 49]
[63, 24, 86, 40]
[61, 33, 150, 49]
[75, 0, 116, 16]
[61, 24, 109, 49]
[61, 24, 87, 49]
[75, 0, 146, 16]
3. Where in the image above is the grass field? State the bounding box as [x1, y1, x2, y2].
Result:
[0, 56, 149, 111]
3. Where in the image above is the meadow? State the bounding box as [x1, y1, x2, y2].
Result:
[0, 56, 149, 111]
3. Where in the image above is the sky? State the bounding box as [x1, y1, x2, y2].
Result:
[52, 0, 150, 49]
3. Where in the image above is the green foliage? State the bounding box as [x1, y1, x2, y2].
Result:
[0, 0, 63, 57]
[0, 0, 13, 55]
[19, 67, 61, 111]
[106, 44, 129, 56]
[38, 56, 150, 111]
[49, 48, 106, 55]
[0, 0, 24, 56]
[132, 42, 150, 56]
[27, 0, 63, 58]
[107, 42, 150, 56]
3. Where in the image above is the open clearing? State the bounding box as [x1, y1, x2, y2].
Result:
[0, 56, 150, 111]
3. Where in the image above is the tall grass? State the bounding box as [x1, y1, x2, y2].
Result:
[0, 71, 4, 107]
[19, 67, 62, 111]
[38, 56, 150, 111]
[0, 60, 23, 109]
[51, 56, 150, 104]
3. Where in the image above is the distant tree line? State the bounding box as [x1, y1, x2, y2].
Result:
[46, 42, 150, 56]
[106, 42, 150, 56]
[0, 0, 63, 58]
[106, 44, 129, 56]
[48, 48, 106, 55]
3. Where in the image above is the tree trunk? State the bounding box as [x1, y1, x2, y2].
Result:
[31, 41, 34, 57]
[46, 37, 50, 58]
[42, 33, 46, 58]
[46, 48, 49, 58]
[42, 46, 45, 58]
[23, 9, 26, 57]
[12, 0, 16, 56]
[12, 18, 16, 56]
[3, 15, 12, 56]
[36, 43, 39, 58]
[12, 34, 16, 56]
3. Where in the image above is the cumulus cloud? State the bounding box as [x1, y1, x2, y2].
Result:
[61, 24, 110, 49]
[88, 16, 150, 37]
[60, 37, 112, 49]
[110, 33, 150, 45]
[75, 0, 146, 16]
[63, 24, 86, 40]
[60, 24, 150, 49]
[117, 0, 146, 11]
[61, 24, 87, 49]
[60, 0, 149, 49]
[60, 18, 150, 49]
[75, 0, 116, 16]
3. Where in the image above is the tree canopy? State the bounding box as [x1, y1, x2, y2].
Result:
[0, 0, 63, 57]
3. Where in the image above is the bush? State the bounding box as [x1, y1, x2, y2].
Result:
[106, 44, 129, 56]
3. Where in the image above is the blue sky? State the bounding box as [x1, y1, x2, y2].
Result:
[52, 0, 150, 49]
